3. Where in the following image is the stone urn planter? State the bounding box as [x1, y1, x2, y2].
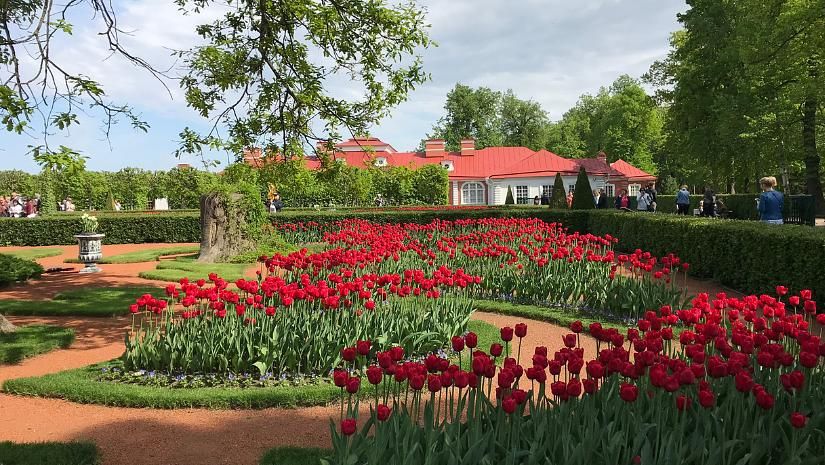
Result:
[75, 233, 105, 273]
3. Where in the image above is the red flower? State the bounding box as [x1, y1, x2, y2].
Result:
[570, 320, 583, 334]
[755, 390, 775, 410]
[583, 378, 597, 394]
[333, 369, 348, 388]
[451, 336, 465, 352]
[341, 347, 356, 362]
[129, 304, 139, 314]
[676, 394, 691, 411]
[804, 300, 817, 314]
[566, 378, 582, 397]
[562, 334, 577, 348]
[502, 396, 517, 414]
[390, 346, 404, 362]
[619, 383, 638, 402]
[789, 296, 800, 306]
[800, 289, 812, 300]
[500, 327, 514, 342]
[512, 389, 527, 404]
[427, 374, 442, 393]
[799, 351, 818, 368]
[345, 376, 361, 394]
[490, 343, 503, 357]
[366, 366, 383, 385]
[515, 323, 528, 338]
[586, 360, 605, 379]
[376, 404, 391, 422]
[356, 340, 371, 356]
[790, 412, 807, 429]
[409, 374, 425, 390]
[465, 332, 478, 349]
[698, 389, 715, 409]
[340, 418, 357, 436]
[734, 372, 754, 393]
[364, 300, 376, 311]
[776, 286, 788, 296]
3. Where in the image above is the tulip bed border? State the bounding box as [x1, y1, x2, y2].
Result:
[1, 320, 501, 409]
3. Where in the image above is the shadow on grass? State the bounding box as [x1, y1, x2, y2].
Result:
[0, 286, 162, 318]
[0, 325, 75, 364]
[0, 441, 99, 465]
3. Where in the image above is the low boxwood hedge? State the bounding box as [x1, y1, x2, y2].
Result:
[0, 254, 44, 286]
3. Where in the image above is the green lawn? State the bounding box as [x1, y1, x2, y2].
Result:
[2, 248, 64, 260]
[0, 286, 162, 317]
[3, 319, 498, 409]
[65, 245, 199, 264]
[0, 441, 99, 465]
[138, 257, 251, 283]
[260, 447, 329, 465]
[0, 325, 75, 364]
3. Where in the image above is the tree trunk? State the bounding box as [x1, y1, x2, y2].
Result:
[0, 313, 16, 334]
[198, 192, 254, 263]
[802, 97, 825, 214]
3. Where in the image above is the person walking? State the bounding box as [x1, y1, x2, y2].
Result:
[644, 183, 657, 212]
[757, 176, 784, 225]
[676, 185, 691, 215]
[636, 188, 652, 212]
[700, 188, 716, 217]
[596, 189, 608, 209]
[615, 189, 630, 210]
[566, 191, 573, 209]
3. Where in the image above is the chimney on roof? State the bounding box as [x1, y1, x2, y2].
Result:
[460, 139, 475, 156]
[596, 151, 608, 163]
[424, 139, 446, 158]
[176, 163, 192, 170]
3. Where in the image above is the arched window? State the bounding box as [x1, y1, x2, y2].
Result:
[461, 182, 485, 205]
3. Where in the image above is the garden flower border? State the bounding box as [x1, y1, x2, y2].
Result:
[1, 319, 500, 409]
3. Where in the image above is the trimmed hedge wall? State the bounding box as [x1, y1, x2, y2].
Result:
[0, 214, 201, 246]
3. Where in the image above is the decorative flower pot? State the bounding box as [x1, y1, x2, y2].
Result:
[75, 233, 105, 273]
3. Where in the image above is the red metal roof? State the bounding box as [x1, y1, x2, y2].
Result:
[610, 159, 656, 180]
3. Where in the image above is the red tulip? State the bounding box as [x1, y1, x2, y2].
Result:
[376, 404, 391, 422]
[790, 412, 807, 429]
[465, 332, 478, 349]
[676, 394, 691, 411]
[698, 389, 715, 409]
[345, 376, 361, 394]
[341, 347, 356, 362]
[502, 396, 517, 414]
[356, 340, 371, 356]
[333, 369, 348, 388]
[776, 286, 788, 296]
[451, 336, 465, 352]
[570, 320, 583, 334]
[619, 383, 638, 402]
[804, 300, 817, 314]
[340, 418, 357, 436]
[409, 374, 425, 391]
[789, 296, 800, 307]
[515, 323, 528, 338]
[366, 366, 383, 385]
[500, 327, 514, 342]
[490, 343, 503, 357]
[427, 374, 442, 393]
[562, 333, 577, 348]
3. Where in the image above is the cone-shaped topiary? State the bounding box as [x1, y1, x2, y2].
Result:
[549, 173, 567, 209]
[505, 185, 515, 205]
[571, 166, 594, 210]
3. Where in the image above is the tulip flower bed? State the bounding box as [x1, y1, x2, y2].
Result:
[273, 218, 688, 318]
[124, 270, 478, 377]
[326, 289, 824, 465]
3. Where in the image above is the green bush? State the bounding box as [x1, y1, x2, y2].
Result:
[505, 186, 515, 205]
[549, 173, 567, 209]
[571, 167, 594, 210]
[0, 254, 44, 286]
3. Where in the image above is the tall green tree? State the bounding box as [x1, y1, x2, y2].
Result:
[546, 76, 662, 173]
[499, 91, 548, 150]
[549, 173, 567, 209]
[571, 167, 594, 210]
[176, 0, 432, 160]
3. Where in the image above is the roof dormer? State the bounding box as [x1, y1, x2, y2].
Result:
[440, 160, 454, 171]
[374, 156, 388, 167]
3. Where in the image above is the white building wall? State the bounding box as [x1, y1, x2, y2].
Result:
[451, 182, 460, 206]
[486, 175, 612, 205]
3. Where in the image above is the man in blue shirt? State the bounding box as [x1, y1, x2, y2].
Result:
[676, 185, 691, 215]
[758, 176, 784, 225]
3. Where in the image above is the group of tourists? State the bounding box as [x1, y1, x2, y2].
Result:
[0, 193, 40, 217]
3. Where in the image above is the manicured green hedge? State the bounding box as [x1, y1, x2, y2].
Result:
[0, 214, 200, 246]
[585, 211, 825, 302]
[0, 254, 44, 285]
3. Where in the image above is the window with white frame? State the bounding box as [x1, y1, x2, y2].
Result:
[541, 185, 552, 198]
[374, 157, 388, 167]
[568, 184, 576, 194]
[628, 184, 641, 196]
[461, 182, 485, 205]
[604, 184, 615, 198]
[515, 185, 529, 204]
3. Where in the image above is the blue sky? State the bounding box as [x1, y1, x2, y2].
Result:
[1, 0, 686, 173]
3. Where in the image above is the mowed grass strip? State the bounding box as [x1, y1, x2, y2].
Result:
[2, 320, 499, 409]
[0, 441, 99, 465]
[138, 257, 251, 283]
[0, 286, 162, 317]
[0, 325, 75, 364]
[64, 245, 199, 264]
[2, 247, 64, 260]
